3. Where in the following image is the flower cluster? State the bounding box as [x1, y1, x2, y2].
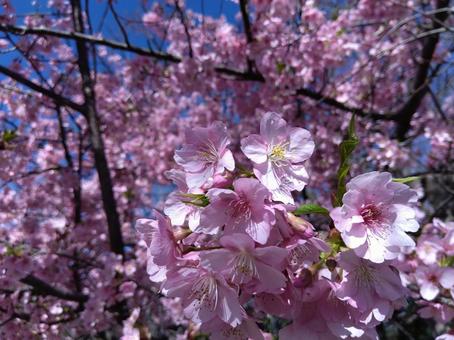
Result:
[137, 113, 422, 339]
[397, 219, 454, 328]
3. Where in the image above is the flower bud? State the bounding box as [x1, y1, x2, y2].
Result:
[211, 173, 233, 189]
[286, 213, 315, 238]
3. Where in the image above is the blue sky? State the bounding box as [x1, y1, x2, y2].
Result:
[0, 0, 239, 65]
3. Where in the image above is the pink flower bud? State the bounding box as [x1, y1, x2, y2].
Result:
[286, 213, 315, 238]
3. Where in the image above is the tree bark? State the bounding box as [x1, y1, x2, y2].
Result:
[70, 0, 124, 255]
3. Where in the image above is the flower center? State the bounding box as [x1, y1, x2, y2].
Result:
[269, 141, 290, 162]
[232, 252, 257, 283]
[190, 275, 218, 311]
[270, 144, 286, 160]
[360, 203, 383, 227]
[428, 274, 438, 283]
[198, 141, 219, 164]
[228, 194, 252, 221]
[353, 263, 376, 288]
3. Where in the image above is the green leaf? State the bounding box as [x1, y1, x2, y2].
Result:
[440, 255, 454, 268]
[393, 176, 419, 184]
[333, 114, 359, 207]
[294, 203, 329, 216]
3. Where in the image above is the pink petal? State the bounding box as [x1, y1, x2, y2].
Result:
[259, 112, 287, 144]
[220, 233, 255, 252]
[440, 268, 454, 289]
[420, 283, 440, 301]
[240, 135, 268, 164]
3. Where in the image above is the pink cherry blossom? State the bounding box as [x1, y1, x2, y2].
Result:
[121, 308, 141, 340]
[330, 171, 419, 263]
[136, 211, 180, 282]
[0, 0, 452, 335]
[280, 279, 375, 339]
[336, 251, 407, 318]
[162, 267, 245, 327]
[241, 112, 315, 204]
[415, 266, 454, 301]
[164, 169, 202, 230]
[200, 233, 288, 293]
[174, 122, 235, 189]
[198, 178, 275, 244]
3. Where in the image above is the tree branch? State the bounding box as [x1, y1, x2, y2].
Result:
[0, 23, 264, 81]
[70, 0, 124, 255]
[0, 64, 84, 112]
[0, 24, 180, 62]
[295, 87, 396, 120]
[394, 0, 451, 140]
[21, 274, 88, 303]
[174, 0, 194, 58]
[56, 105, 82, 224]
[239, 0, 254, 44]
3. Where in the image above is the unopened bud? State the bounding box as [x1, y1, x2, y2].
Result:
[286, 213, 315, 238]
[211, 173, 233, 189]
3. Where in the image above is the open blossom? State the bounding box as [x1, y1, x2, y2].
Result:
[330, 171, 419, 263]
[200, 233, 288, 293]
[174, 122, 235, 189]
[136, 211, 180, 282]
[198, 178, 275, 244]
[419, 301, 454, 323]
[336, 251, 407, 323]
[280, 279, 375, 340]
[241, 112, 315, 204]
[162, 267, 245, 327]
[415, 266, 454, 301]
[164, 169, 202, 230]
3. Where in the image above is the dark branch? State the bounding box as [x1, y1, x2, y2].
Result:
[239, 0, 254, 44]
[21, 274, 88, 303]
[174, 1, 194, 58]
[394, 0, 451, 140]
[56, 105, 82, 224]
[214, 66, 265, 82]
[0, 24, 180, 62]
[70, 0, 124, 255]
[0, 24, 264, 82]
[108, 2, 131, 47]
[295, 87, 395, 120]
[0, 64, 84, 112]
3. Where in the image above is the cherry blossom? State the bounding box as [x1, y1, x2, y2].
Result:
[174, 122, 235, 189]
[198, 178, 275, 244]
[330, 171, 419, 263]
[241, 112, 315, 204]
